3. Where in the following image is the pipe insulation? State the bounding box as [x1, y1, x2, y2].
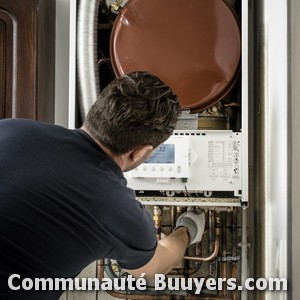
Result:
[77, 0, 100, 120]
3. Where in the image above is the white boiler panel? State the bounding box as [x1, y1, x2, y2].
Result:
[125, 130, 242, 197]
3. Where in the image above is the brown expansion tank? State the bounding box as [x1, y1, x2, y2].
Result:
[110, 0, 241, 112]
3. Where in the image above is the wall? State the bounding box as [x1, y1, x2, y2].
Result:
[290, 0, 300, 298]
[55, 0, 77, 128]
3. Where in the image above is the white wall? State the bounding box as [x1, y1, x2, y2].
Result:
[55, 0, 77, 129]
[290, 0, 300, 298]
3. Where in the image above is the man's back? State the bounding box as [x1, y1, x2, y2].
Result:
[0, 119, 156, 299]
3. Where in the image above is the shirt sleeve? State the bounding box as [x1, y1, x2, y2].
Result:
[113, 199, 158, 270]
[91, 174, 158, 270]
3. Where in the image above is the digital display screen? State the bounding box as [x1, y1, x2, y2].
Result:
[144, 144, 175, 164]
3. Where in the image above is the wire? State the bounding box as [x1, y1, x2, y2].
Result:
[97, 49, 116, 78]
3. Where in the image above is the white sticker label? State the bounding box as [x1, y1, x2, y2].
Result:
[208, 140, 240, 181]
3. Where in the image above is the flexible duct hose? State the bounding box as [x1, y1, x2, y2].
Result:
[77, 0, 100, 120]
[103, 258, 119, 279]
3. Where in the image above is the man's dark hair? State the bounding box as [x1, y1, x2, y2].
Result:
[83, 71, 181, 155]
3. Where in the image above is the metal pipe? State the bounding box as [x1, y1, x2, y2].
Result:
[231, 209, 238, 300]
[194, 237, 202, 268]
[77, 0, 100, 120]
[153, 206, 162, 240]
[209, 210, 217, 276]
[251, 0, 289, 299]
[96, 259, 104, 282]
[171, 206, 176, 229]
[232, 261, 238, 300]
[232, 210, 237, 258]
[220, 212, 228, 297]
[184, 228, 220, 262]
[223, 102, 241, 108]
[228, 209, 238, 300]
[103, 258, 118, 279]
[240, 208, 249, 300]
[167, 267, 201, 276]
[106, 289, 233, 300]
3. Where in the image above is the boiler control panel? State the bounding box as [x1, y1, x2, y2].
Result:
[131, 135, 190, 179]
[125, 130, 243, 197]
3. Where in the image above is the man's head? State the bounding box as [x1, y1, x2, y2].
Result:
[83, 71, 181, 164]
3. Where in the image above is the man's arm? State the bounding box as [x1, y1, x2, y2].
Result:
[124, 227, 189, 279]
[124, 209, 206, 279]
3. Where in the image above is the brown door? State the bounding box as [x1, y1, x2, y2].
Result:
[0, 0, 55, 122]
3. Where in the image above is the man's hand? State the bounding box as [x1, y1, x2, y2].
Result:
[174, 209, 205, 245]
[123, 209, 205, 279]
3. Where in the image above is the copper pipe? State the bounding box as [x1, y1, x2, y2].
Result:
[223, 102, 241, 108]
[232, 262, 238, 300]
[231, 209, 238, 258]
[220, 212, 228, 297]
[231, 209, 238, 300]
[153, 206, 162, 240]
[106, 289, 232, 300]
[184, 228, 220, 262]
[167, 267, 200, 276]
[194, 238, 202, 269]
[209, 211, 217, 277]
[171, 206, 176, 229]
[220, 263, 227, 294]
[106, 290, 167, 300]
[176, 206, 183, 217]
[96, 259, 104, 282]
